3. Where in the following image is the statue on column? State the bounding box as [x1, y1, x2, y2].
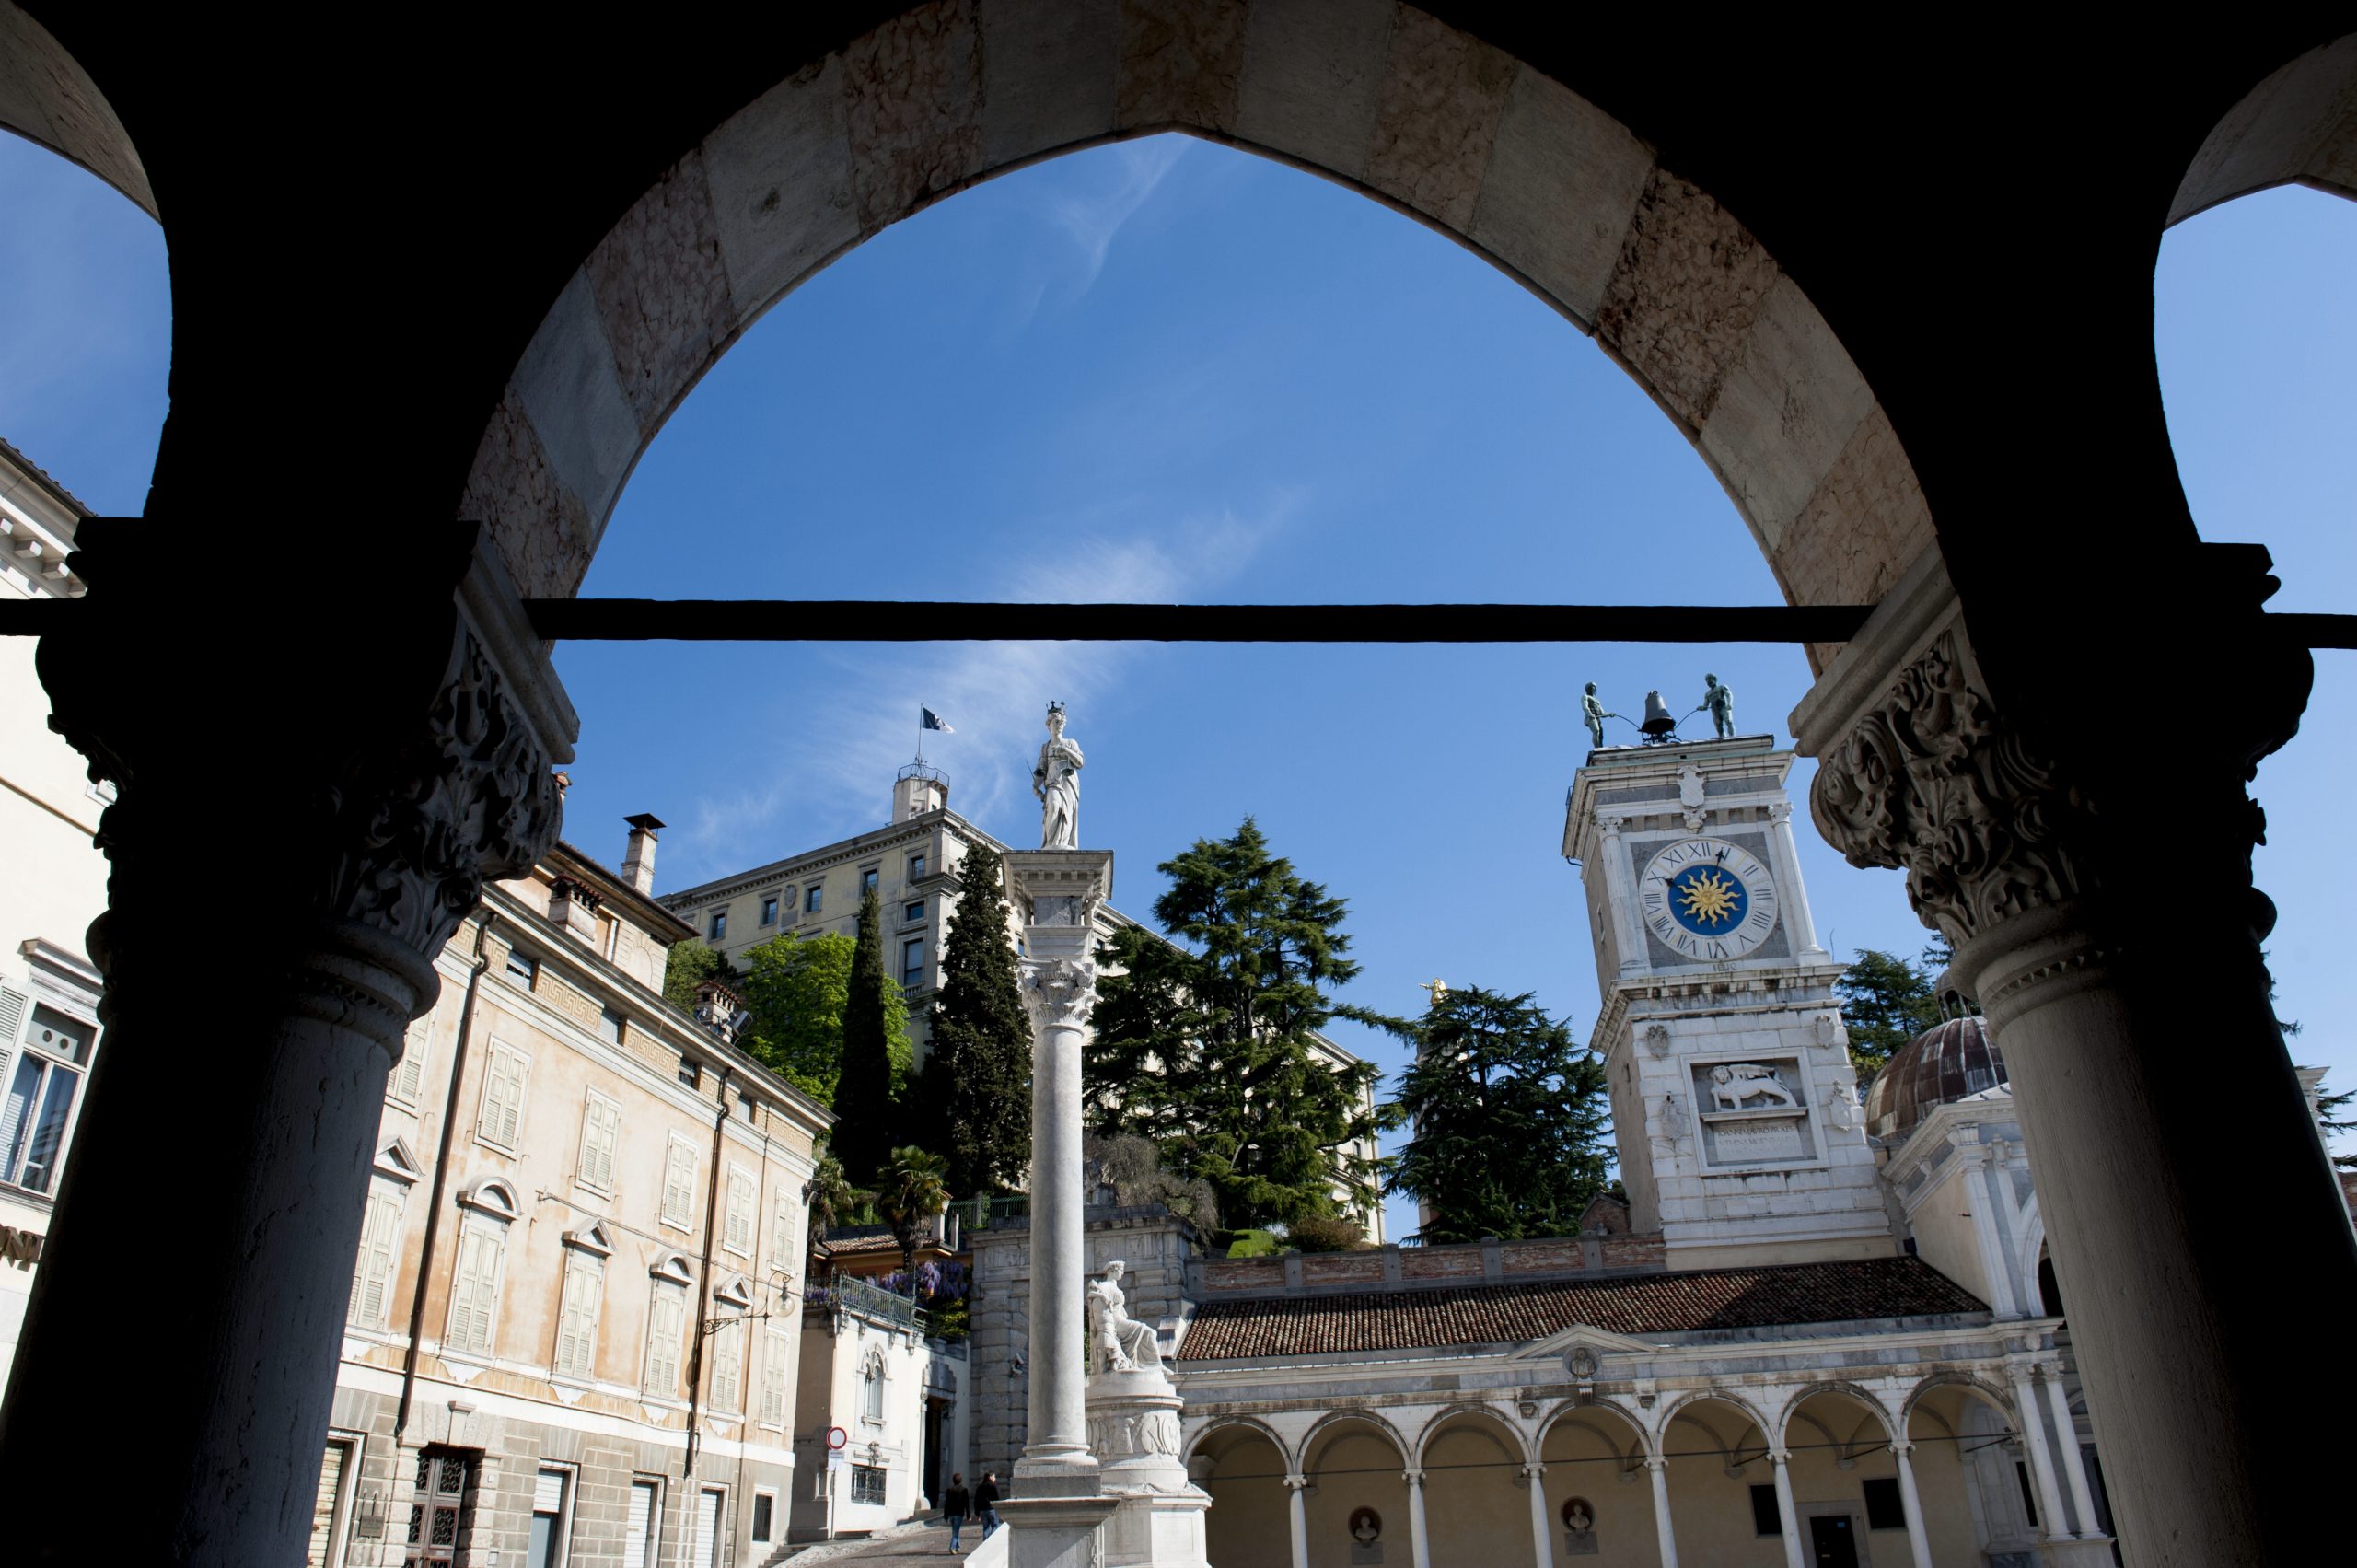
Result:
[1034, 701, 1084, 850]
[1580, 682, 1615, 750]
[1086, 1260, 1163, 1373]
[1702, 674, 1736, 738]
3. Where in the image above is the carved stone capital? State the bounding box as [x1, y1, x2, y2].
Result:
[1809, 628, 2093, 946]
[1021, 955, 1098, 1032]
[41, 521, 573, 1038]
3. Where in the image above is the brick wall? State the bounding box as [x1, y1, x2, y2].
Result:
[1401, 1247, 1484, 1281]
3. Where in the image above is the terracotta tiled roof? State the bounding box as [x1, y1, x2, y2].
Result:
[1176, 1257, 1984, 1361]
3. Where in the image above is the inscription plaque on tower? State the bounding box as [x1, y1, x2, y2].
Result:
[1691, 1056, 1818, 1167]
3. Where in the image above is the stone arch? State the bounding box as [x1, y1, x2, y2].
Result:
[0, 3, 157, 217]
[2171, 33, 2357, 226]
[460, 0, 1935, 635]
[2017, 1191, 2049, 1316]
[1658, 1388, 1772, 1469]
[1186, 1412, 1294, 1471]
[1901, 1370, 2017, 1434]
[1775, 1380, 1898, 1451]
[1412, 1400, 1531, 1468]
[1539, 1397, 1653, 1492]
[1300, 1408, 1411, 1472]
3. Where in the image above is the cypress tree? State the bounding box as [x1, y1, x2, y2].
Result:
[914, 844, 1032, 1195]
[830, 888, 900, 1184]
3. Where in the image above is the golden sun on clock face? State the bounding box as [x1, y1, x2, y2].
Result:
[1638, 838, 1780, 963]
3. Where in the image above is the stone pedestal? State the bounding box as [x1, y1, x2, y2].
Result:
[1005, 847, 1115, 1507]
[997, 1494, 1124, 1568]
[1087, 1368, 1211, 1568]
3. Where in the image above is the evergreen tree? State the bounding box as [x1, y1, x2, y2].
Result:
[1087, 819, 1378, 1231]
[734, 931, 856, 1102]
[829, 889, 908, 1183]
[1835, 947, 1944, 1076]
[912, 844, 1032, 1195]
[1374, 986, 1610, 1244]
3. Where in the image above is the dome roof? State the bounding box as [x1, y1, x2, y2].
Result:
[1864, 1016, 2008, 1142]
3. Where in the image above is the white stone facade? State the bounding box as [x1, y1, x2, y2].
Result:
[789, 1282, 970, 1542]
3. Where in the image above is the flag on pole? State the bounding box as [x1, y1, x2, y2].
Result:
[922, 707, 954, 734]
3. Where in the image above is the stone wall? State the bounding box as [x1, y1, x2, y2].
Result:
[1189, 1231, 1669, 1300]
[968, 1207, 1197, 1483]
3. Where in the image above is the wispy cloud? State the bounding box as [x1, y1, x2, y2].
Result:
[663, 492, 1302, 880]
[1043, 137, 1190, 297]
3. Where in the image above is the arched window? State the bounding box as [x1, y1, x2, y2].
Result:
[861, 1351, 886, 1422]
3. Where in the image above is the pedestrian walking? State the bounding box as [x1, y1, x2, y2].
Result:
[976, 1471, 1002, 1538]
[943, 1472, 972, 1552]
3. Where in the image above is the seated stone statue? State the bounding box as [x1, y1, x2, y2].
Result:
[1086, 1260, 1162, 1374]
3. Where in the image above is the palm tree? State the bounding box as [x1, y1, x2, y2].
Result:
[878, 1145, 951, 1295]
[803, 1154, 867, 1289]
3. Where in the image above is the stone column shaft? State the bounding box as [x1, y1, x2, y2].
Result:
[0, 521, 571, 1567]
[1284, 1475, 1310, 1568]
[1764, 801, 1829, 959]
[1891, 1442, 1934, 1568]
[1522, 1462, 1550, 1568]
[1769, 1451, 1806, 1568]
[2041, 1366, 2103, 1539]
[1645, 1458, 1680, 1568]
[1404, 1469, 1432, 1568]
[2009, 1368, 2071, 1542]
[1596, 814, 1650, 978]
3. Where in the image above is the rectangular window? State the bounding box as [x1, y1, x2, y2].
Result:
[860, 867, 879, 895]
[475, 1041, 529, 1151]
[644, 1280, 687, 1396]
[553, 1250, 604, 1379]
[599, 1005, 625, 1045]
[1863, 1476, 1906, 1530]
[529, 1467, 572, 1568]
[679, 1058, 701, 1090]
[709, 910, 727, 941]
[759, 1329, 788, 1427]
[347, 1177, 407, 1328]
[761, 896, 779, 925]
[1750, 1483, 1782, 1537]
[695, 1488, 726, 1568]
[710, 1320, 744, 1411]
[444, 1214, 508, 1355]
[908, 854, 927, 880]
[752, 1491, 774, 1544]
[901, 938, 923, 990]
[625, 1481, 661, 1568]
[805, 885, 823, 914]
[851, 1466, 888, 1506]
[903, 900, 924, 923]
[392, 1014, 431, 1105]
[578, 1093, 621, 1193]
[309, 1436, 354, 1568]
[724, 1166, 754, 1254]
[662, 1135, 698, 1229]
[505, 948, 537, 985]
[771, 1199, 797, 1268]
[0, 1006, 90, 1195]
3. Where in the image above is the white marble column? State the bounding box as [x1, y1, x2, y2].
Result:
[1522, 1462, 1551, 1568]
[1890, 1442, 1935, 1568]
[1769, 1451, 1806, 1568]
[2041, 1365, 2104, 1539]
[1645, 1457, 1680, 1568]
[1404, 1469, 1432, 1568]
[1763, 802, 1829, 960]
[1284, 1474, 1310, 1568]
[2009, 1367, 2072, 1543]
[1006, 848, 1115, 1510]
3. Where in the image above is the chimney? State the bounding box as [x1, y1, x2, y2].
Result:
[621, 814, 664, 893]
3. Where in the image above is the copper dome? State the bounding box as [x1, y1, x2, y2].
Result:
[1864, 1016, 2008, 1142]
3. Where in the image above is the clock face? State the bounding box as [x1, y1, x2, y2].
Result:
[1638, 838, 1780, 963]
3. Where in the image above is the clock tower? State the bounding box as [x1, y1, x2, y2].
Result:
[1564, 727, 1894, 1268]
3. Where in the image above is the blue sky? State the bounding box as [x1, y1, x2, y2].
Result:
[4, 130, 2351, 1242]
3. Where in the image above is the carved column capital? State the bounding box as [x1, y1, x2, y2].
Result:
[1020, 956, 1098, 1032]
[1808, 628, 2094, 947]
[41, 521, 573, 1039]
